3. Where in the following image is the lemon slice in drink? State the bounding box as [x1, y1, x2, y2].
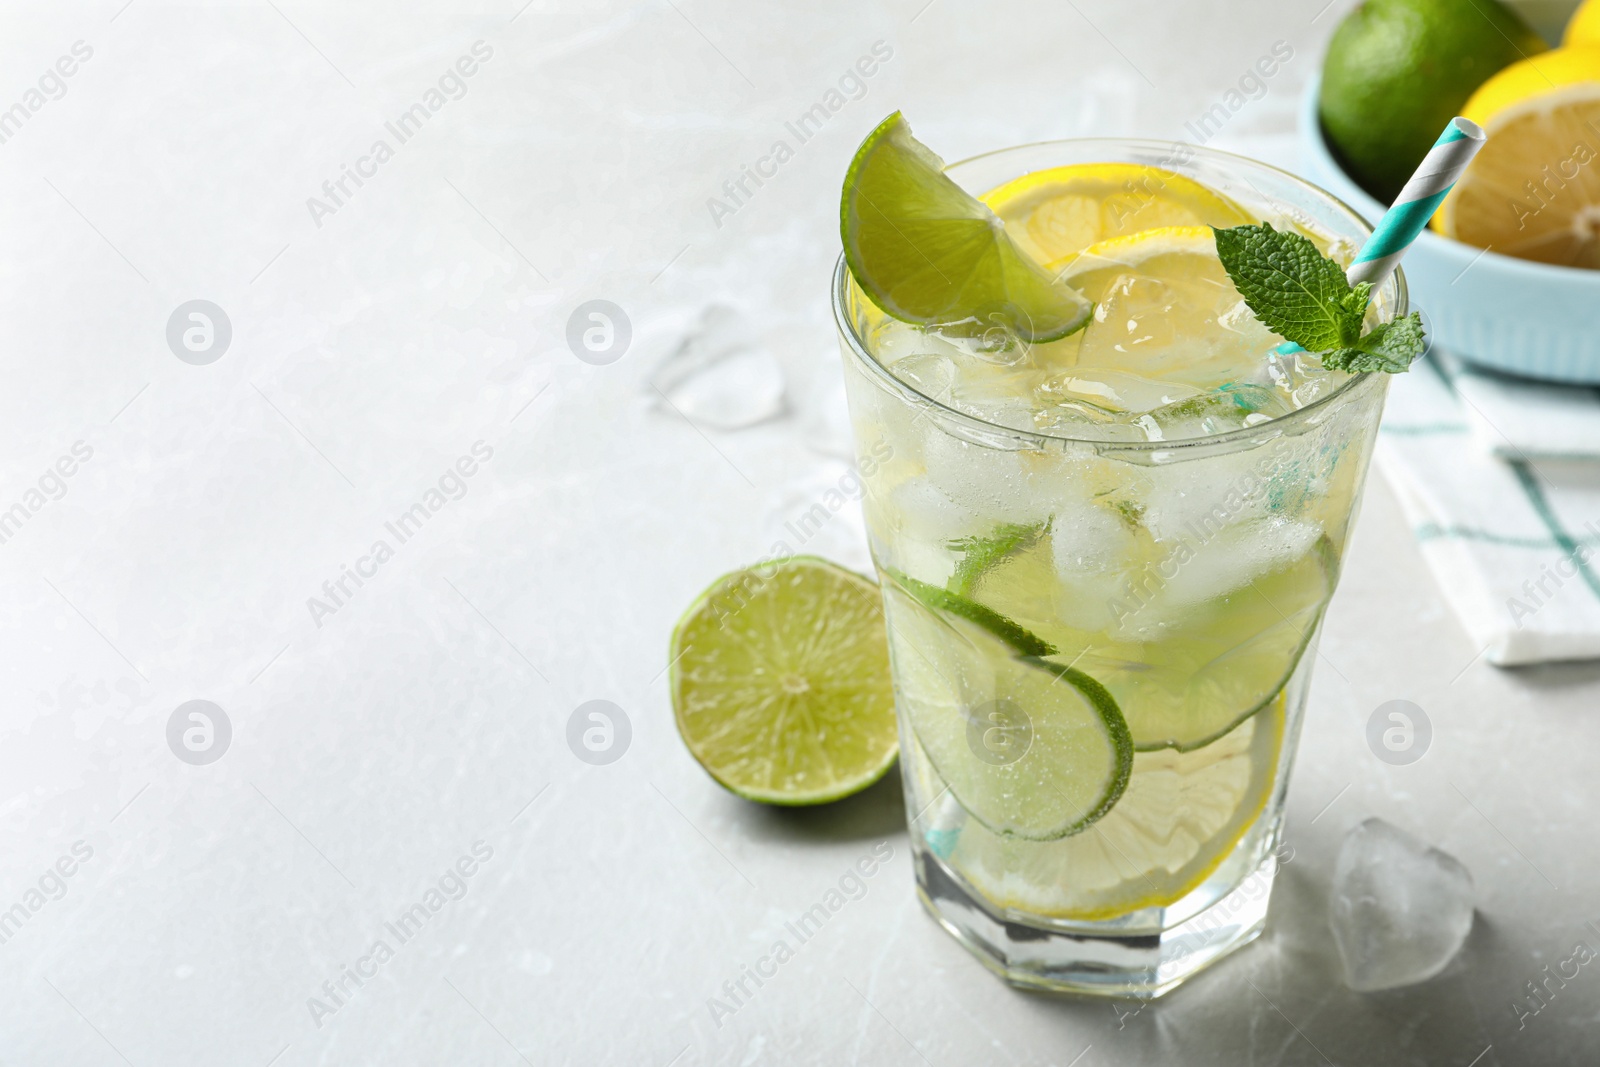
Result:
[944, 692, 1285, 921]
[982, 163, 1252, 265]
[841, 112, 1093, 342]
[1433, 47, 1600, 268]
[670, 557, 898, 805]
[1044, 226, 1286, 388]
[882, 575, 1133, 840]
[1046, 224, 1224, 282]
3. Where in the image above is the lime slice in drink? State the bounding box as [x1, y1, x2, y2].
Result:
[670, 557, 898, 805]
[841, 112, 1093, 343]
[947, 520, 1049, 600]
[943, 692, 1285, 920]
[882, 575, 1132, 840]
[952, 518, 1333, 752]
[890, 571, 1056, 658]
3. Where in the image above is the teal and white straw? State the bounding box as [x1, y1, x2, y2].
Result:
[1272, 116, 1486, 359]
[1345, 116, 1486, 289]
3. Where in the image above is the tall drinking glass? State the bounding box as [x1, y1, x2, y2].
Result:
[834, 140, 1398, 997]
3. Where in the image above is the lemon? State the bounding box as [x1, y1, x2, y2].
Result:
[980, 163, 1252, 266]
[1045, 223, 1222, 280]
[882, 576, 1133, 841]
[942, 693, 1285, 921]
[670, 557, 899, 805]
[1320, 0, 1546, 202]
[841, 112, 1093, 342]
[1564, 0, 1600, 45]
[1434, 46, 1600, 268]
[1042, 226, 1285, 390]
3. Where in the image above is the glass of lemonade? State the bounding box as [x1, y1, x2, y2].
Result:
[833, 139, 1399, 997]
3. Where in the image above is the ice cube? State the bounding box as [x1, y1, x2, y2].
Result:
[1050, 497, 1137, 579]
[888, 351, 958, 404]
[1142, 384, 1286, 441]
[888, 478, 980, 543]
[649, 305, 787, 430]
[1216, 298, 1256, 334]
[919, 425, 1059, 527]
[1074, 264, 1283, 392]
[1041, 366, 1203, 416]
[881, 478, 985, 584]
[1139, 453, 1278, 544]
[1048, 498, 1142, 631]
[1329, 818, 1474, 992]
[1126, 517, 1320, 623]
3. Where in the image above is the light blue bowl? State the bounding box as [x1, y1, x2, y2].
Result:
[1298, 74, 1600, 383]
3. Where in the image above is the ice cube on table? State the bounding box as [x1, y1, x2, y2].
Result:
[1329, 818, 1475, 992]
[649, 305, 787, 431]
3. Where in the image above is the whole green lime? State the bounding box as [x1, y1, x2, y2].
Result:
[1320, 0, 1546, 202]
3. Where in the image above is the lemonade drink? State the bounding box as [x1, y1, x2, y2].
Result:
[835, 138, 1399, 996]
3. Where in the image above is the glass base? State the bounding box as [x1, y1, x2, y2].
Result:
[914, 848, 1278, 998]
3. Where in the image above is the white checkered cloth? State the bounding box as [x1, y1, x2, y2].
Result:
[1378, 353, 1600, 666]
[1443, 350, 1600, 462]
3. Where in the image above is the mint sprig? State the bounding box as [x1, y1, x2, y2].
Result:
[1213, 223, 1425, 374]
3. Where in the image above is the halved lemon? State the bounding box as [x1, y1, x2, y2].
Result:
[941, 692, 1286, 921]
[1564, 0, 1600, 46]
[1433, 47, 1600, 269]
[983, 163, 1252, 266]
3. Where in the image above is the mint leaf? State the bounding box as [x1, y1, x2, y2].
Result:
[1213, 224, 1426, 375]
[1213, 223, 1358, 352]
[1320, 312, 1427, 373]
[1339, 282, 1373, 342]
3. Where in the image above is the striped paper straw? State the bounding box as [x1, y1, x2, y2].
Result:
[1345, 116, 1486, 288]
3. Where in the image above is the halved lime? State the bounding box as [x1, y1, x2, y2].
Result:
[841, 112, 1093, 343]
[882, 576, 1132, 840]
[670, 557, 898, 805]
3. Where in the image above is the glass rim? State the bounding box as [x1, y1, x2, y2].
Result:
[830, 136, 1404, 453]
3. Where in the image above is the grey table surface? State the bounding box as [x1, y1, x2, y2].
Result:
[1, 1, 1595, 1064]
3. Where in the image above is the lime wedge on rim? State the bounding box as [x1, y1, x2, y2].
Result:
[882, 574, 1132, 840]
[841, 112, 1093, 343]
[670, 557, 899, 805]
